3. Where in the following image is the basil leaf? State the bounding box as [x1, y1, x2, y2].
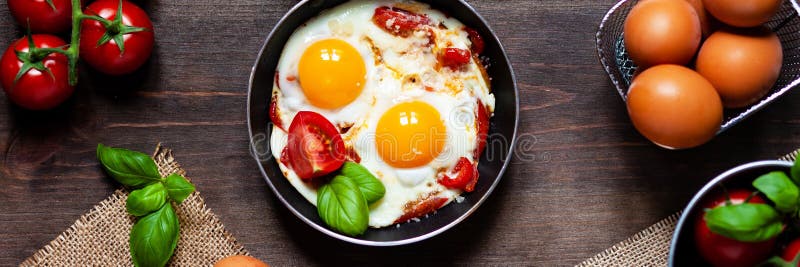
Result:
[758, 256, 796, 267]
[163, 173, 195, 204]
[126, 183, 168, 216]
[97, 144, 162, 188]
[792, 156, 800, 185]
[704, 203, 783, 242]
[340, 162, 385, 204]
[317, 175, 369, 236]
[130, 203, 180, 267]
[753, 171, 800, 213]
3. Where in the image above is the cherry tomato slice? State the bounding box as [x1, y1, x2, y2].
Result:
[440, 48, 471, 69]
[0, 34, 73, 110]
[393, 197, 448, 224]
[270, 94, 284, 131]
[464, 27, 485, 55]
[286, 111, 345, 180]
[345, 146, 361, 163]
[437, 157, 479, 192]
[372, 6, 430, 37]
[474, 100, 489, 160]
[694, 189, 775, 267]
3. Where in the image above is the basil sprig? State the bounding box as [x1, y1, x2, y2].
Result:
[97, 144, 162, 188]
[705, 157, 800, 242]
[130, 204, 180, 267]
[97, 144, 195, 267]
[316, 162, 385, 236]
[704, 203, 783, 242]
[163, 173, 195, 204]
[126, 182, 168, 217]
[340, 162, 386, 204]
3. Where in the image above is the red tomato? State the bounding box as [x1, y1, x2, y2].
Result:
[80, 0, 154, 75]
[0, 35, 73, 110]
[474, 100, 489, 160]
[694, 189, 776, 267]
[8, 0, 76, 33]
[464, 27, 485, 55]
[440, 48, 472, 69]
[783, 238, 800, 265]
[372, 6, 430, 37]
[393, 196, 447, 224]
[269, 94, 284, 131]
[437, 157, 479, 192]
[286, 111, 346, 180]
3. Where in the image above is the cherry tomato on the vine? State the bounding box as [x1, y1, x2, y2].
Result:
[0, 35, 73, 110]
[8, 0, 76, 33]
[694, 189, 776, 267]
[80, 0, 154, 75]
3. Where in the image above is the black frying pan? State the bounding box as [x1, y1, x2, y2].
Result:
[247, 0, 518, 246]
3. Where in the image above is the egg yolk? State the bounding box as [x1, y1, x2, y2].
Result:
[298, 39, 366, 109]
[375, 101, 446, 168]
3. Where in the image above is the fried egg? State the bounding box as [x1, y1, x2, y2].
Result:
[270, 0, 495, 228]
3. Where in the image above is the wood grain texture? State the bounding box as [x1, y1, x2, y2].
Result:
[2, 0, 800, 266]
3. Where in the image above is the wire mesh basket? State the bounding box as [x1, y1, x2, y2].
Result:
[596, 0, 800, 133]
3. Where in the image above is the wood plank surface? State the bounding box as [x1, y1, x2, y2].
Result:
[2, 0, 799, 266]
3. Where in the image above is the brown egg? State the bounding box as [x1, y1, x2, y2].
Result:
[686, 0, 715, 37]
[624, 0, 702, 68]
[696, 27, 782, 108]
[214, 255, 269, 267]
[627, 65, 722, 149]
[703, 0, 781, 27]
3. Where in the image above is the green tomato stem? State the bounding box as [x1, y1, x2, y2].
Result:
[66, 0, 83, 86]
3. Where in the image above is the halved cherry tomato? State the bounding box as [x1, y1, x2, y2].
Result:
[345, 146, 361, 163]
[286, 111, 346, 180]
[394, 197, 447, 224]
[372, 6, 430, 37]
[694, 189, 775, 267]
[80, 0, 154, 75]
[464, 27, 485, 55]
[440, 48, 471, 69]
[438, 157, 479, 192]
[0, 35, 73, 110]
[270, 94, 284, 131]
[8, 0, 78, 33]
[474, 100, 489, 160]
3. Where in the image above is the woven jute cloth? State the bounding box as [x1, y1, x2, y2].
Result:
[20, 145, 248, 266]
[577, 149, 800, 267]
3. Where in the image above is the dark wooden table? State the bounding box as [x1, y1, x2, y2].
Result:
[3, 0, 800, 266]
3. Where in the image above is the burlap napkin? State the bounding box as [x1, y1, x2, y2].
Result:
[577, 149, 800, 267]
[19, 145, 248, 266]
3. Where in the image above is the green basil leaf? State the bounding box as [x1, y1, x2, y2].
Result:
[126, 183, 168, 216]
[340, 162, 385, 204]
[757, 256, 797, 267]
[317, 175, 369, 236]
[753, 171, 800, 213]
[97, 144, 162, 188]
[704, 203, 783, 242]
[163, 173, 195, 204]
[130, 203, 180, 267]
[792, 156, 800, 185]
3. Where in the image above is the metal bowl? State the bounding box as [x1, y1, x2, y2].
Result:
[597, 0, 800, 134]
[246, 0, 518, 246]
[668, 160, 794, 266]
